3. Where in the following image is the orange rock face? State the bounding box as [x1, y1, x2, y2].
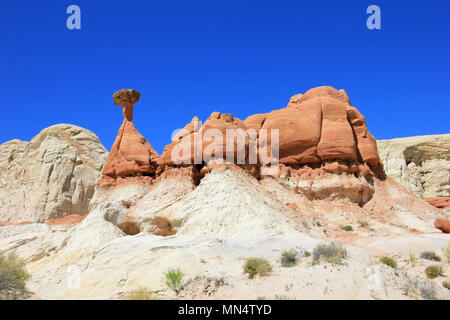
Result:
[99, 120, 159, 186]
[248, 86, 381, 171]
[425, 197, 450, 209]
[158, 112, 253, 168]
[435, 218, 450, 233]
[104, 86, 383, 184]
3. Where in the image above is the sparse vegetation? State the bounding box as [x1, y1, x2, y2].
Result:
[403, 276, 438, 300]
[409, 253, 417, 267]
[121, 200, 133, 208]
[358, 220, 370, 229]
[163, 268, 184, 294]
[425, 265, 444, 279]
[303, 250, 311, 257]
[312, 243, 347, 265]
[380, 256, 397, 269]
[443, 281, 450, 290]
[420, 251, 441, 262]
[316, 221, 322, 227]
[243, 258, 272, 278]
[0, 251, 30, 300]
[340, 225, 353, 232]
[443, 245, 450, 263]
[420, 282, 438, 300]
[302, 221, 310, 229]
[281, 250, 298, 267]
[124, 287, 160, 300]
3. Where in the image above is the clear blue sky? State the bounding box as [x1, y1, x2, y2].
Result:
[1, 1, 449, 153]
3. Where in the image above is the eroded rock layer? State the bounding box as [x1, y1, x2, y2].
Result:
[98, 120, 159, 186]
[0, 124, 108, 223]
[152, 86, 382, 181]
[377, 134, 450, 198]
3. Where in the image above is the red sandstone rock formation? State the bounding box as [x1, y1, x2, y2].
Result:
[98, 89, 159, 186]
[425, 197, 450, 209]
[434, 218, 450, 233]
[113, 89, 140, 121]
[157, 112, 253, 168]
[102, 86, 383, 185]
[252, 86, 381, 172]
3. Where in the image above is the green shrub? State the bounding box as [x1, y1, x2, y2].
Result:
[124, 287, 160, 300]
[303, 251, 311, 257]
[243, 258, 272, 278]
[443, 281, 450, 290]
[420, 251, 441, 262]
[425, 265, 444, 279]
[380, 256, 397, 269]
[341, 225, 353, 232]
[312, 243, 347, 265]
[316, 221, 322, 227]
[0, 251, 30, 300]
[163, 268, 184, 294]
[281, 250, 298, 267]
[409, 253, 417, 267]
[358, 220, 370, 229]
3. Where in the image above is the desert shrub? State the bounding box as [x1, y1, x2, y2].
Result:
[443, 245, 450, 263]
[443, 281, 450, 290]
[341, 225, 353, 232]
[420, 251, 441, 262]
[409, 253, 417, 266]
[303, 251, 311, 257]
[163, 268, 184, 294]
[243, 258, 272, 278]
[121, 200, 133, 208]
[124, 287, 160, 300]
[281, 250, 298, 267]
[358, 220, 370, 228]
[420, 283, 438, 300]
[425, 265, 444, 279]
[312, 243, 347, 265]
[0, 251, 30, 300]
[403, 275, 438, 300]
[380, 256, 397, 269]
[316, 221, 322, 227]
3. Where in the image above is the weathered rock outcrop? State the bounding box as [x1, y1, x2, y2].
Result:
[377, 134, 450, 198]
[425, 197, 450, 209]
[0, 124, 108, 223]
[98, 89, 159, 186]
[98, 120, 159, 186]
[157, 86, 382, 179]
[113, 89, 141, 121]
[255, 86, 381, 172]
[435, 218, 450, 233]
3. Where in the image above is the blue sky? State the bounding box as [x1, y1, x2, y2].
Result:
[1, 1, 449, 153]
